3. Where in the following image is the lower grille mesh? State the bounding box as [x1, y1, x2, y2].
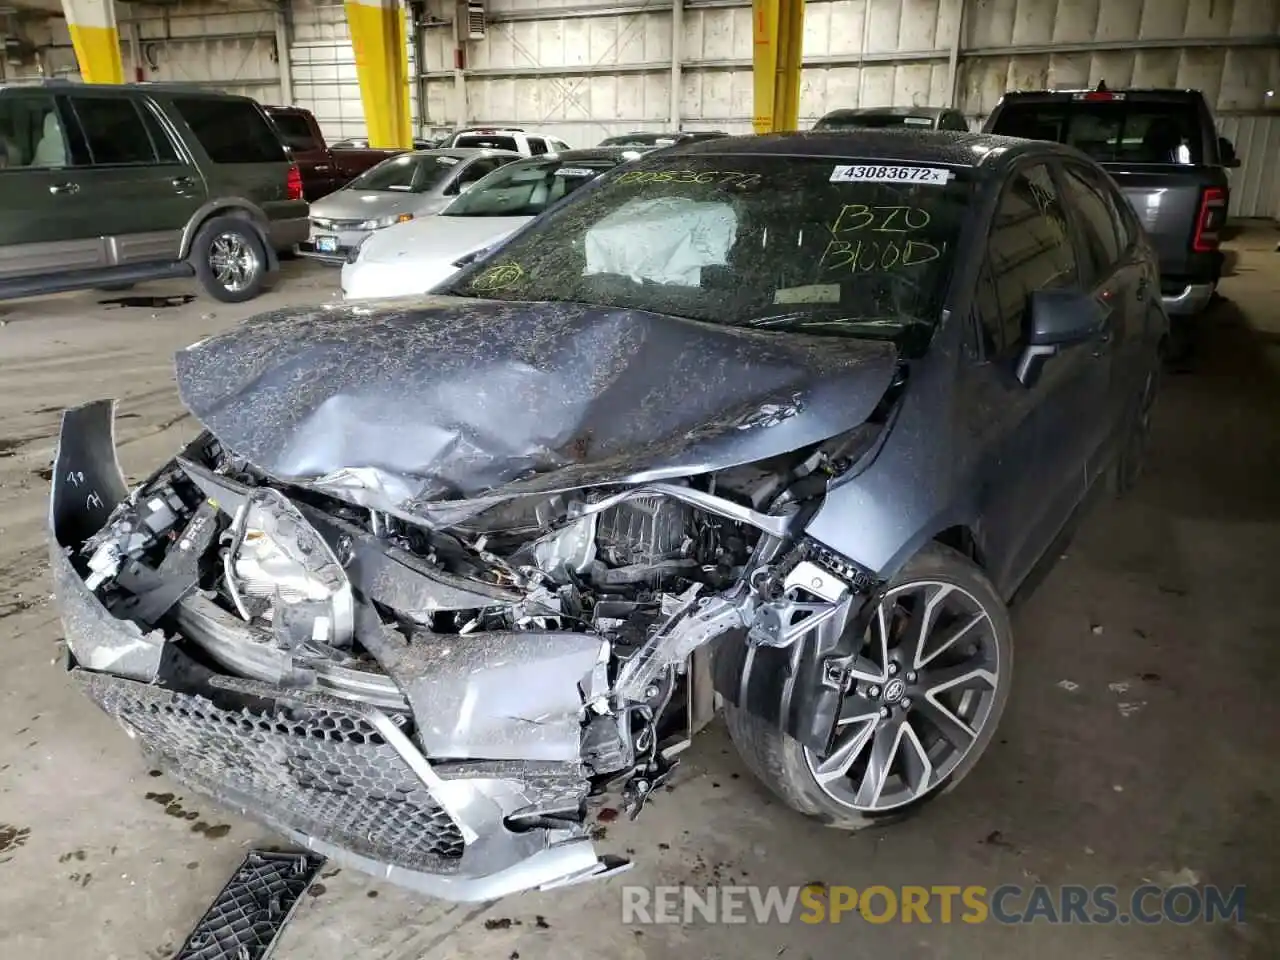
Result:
[79, 672, 466, 871]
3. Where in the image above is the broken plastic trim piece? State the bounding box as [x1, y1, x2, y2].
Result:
[172, 849, 324, 960]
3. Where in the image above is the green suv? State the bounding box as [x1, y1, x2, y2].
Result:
[0, 81, 307, 303]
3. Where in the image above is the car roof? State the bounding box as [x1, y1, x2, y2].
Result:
[999, 88, 1208, 101]
[821, 106, 950, 119]
[601, 131, 726, 143]
[404, 147, 522, 159]
[659, 130, 1046, 173]
[0, 79, 253, 100]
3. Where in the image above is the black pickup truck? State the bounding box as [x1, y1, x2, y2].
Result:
[985, 87, 1237, 318]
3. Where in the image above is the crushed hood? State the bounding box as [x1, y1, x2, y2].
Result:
[174, 298, 899, 524]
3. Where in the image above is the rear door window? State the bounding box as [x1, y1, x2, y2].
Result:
[1058, 163, 1122, 285]
[527, 136, 548, 155]
[68, 96, 159, 165]
[990, 100, 1202, 165]
[172, 97, 287, 164]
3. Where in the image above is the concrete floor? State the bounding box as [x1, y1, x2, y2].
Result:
[1, 235, 1278, 960]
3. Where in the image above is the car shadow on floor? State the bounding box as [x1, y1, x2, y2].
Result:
[1140, 295, 1280, 526]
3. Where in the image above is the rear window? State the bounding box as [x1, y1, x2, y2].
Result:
[990, 100, 1203, 165]
[172, 97, 287, 164]
[270, 111, 320, 152]
[455, 134, 520, 152]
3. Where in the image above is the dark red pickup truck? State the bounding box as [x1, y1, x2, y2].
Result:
[264, 105, 403, 202]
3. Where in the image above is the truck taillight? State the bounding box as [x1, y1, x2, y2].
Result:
[1192, 186, 1226, 253]
[286, 164, 304, 201]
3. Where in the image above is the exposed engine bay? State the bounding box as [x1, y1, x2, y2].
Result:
[52, 401, 884, 899]
[50, 302, 902, 900]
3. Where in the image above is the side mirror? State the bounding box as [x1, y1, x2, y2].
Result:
[1218, 136, 1240, 168]
[1015, 289, 1103, 386]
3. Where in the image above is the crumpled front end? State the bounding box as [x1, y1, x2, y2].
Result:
[50, 393, 884, 900]
[50, 402, 622, 900]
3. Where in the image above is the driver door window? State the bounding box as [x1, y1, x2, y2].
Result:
[0, 93, 67, 169]
[984, 163, 1079, 355]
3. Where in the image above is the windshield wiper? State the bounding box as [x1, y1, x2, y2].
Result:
[743, 311, 911, 331]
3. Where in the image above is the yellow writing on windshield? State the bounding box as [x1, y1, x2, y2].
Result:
[829, 203, 931, 234]
[820, 202, 942, 274]
[470, 262, 524, 291]
[614, 169, 763, 187]
[820, 238, 944, 273]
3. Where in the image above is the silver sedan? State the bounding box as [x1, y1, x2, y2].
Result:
[300, 148, 522, 262]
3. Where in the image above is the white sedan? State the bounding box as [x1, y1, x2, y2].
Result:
[340, 148, 644, 301]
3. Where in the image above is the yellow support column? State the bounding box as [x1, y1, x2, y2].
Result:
[345, 0, 413, 149]
[62, 0, 124, 85]
[751, 0, 804, 134]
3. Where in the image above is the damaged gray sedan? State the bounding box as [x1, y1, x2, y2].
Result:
[50, 131, 1164, 901]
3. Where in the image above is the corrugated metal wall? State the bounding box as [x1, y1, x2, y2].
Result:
[128, 2, 283, 102]
[11, 2, 283, 102]
[290, 0, 420, 141]
[7, 0, 1277, 215]
[421, 0, 1280, 216]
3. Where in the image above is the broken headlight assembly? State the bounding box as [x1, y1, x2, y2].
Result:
[221, 488, 355, 651]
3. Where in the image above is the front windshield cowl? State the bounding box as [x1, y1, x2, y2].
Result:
[440, 154, 968, 355]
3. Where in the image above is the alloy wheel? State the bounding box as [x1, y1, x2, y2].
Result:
[804, 580, 1002, 812]
[209, 232, 260, 293]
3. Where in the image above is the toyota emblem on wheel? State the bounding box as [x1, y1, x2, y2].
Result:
[882, 678, 906, 703]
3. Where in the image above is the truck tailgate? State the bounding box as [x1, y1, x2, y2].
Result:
[1103, 164, 1226, 285]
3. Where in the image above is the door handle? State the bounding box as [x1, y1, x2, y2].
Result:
[1091, 323, 1114, 357]
[48, 181, 79, 195]
[171, 176, 194, 188]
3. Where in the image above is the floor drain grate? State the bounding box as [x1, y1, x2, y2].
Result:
[172, 850, 326, 960]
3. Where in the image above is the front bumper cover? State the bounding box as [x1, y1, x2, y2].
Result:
[48, 400, 625, 901]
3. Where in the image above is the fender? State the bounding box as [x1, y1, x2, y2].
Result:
[179, 198, 273, 259]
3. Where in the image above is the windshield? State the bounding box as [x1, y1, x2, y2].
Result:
[441, 155, 969, 346]
[442, 157, 617, 217]
[816, 113, 935, 131]
[990, 101, 1204, 164]
[348, 153, 460, 192]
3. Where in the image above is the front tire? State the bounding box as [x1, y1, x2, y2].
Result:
[726, 543, 1013, 830]
[191, 217, 269, 303]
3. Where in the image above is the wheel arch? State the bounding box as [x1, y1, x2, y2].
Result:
[180, 200, 271, 260]
[931, 523, 986, 570]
